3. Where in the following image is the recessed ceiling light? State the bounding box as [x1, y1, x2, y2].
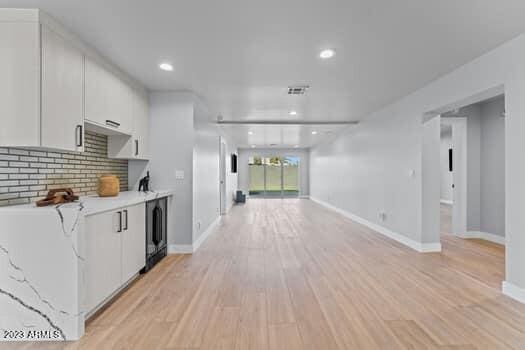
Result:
[289, 110, 298, 116]
[251, 145, 256, 148]
[248, 131, 253, 135]
[311, 131, 318, 135]
[159, 62, 174, 71]
[319, 49, 335, 59]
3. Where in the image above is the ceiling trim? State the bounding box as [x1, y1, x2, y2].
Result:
[216, 120, 358, 125]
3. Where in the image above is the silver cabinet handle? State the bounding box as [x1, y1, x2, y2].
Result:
[123, 209, 128, 230]
[117, 211, 122, 232]
[135, 139, 139, 156]
[106, 120, 120, 128]
[76, 125, 83, 147]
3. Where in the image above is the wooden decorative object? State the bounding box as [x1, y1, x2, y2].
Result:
[36, 188, 79, 207]
[97, 175, 120, 197]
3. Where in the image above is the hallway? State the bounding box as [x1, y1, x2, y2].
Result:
[24, 199, 524, 349]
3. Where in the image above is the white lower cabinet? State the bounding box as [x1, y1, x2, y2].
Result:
[85, 203, 145, 314]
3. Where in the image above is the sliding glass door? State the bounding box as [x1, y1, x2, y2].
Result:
[265, 157, 283, 197]
[248, 156, 300, 198]
[282, 156, 300, 197]
[248, 156, 265, 197]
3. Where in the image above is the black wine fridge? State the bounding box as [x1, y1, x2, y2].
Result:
[141, 196, 167, 273]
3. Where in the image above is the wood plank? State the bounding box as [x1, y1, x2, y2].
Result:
[234, 292, 269, 350]
[268, 323, 304, 350]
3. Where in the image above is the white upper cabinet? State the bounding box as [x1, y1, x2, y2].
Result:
[0, 9, 148, 157]
[0, 10, 84, 151]
[41, 26, 84, 152]
[108, 86, 150, 160]
[134, 90, 150, 159]
[85, 56, 133, 135]
[0, 17, 43, 147]
[84, 56, 109, 129]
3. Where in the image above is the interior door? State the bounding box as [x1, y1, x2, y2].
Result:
[219, 140, 227, 214]
[41, 25, 84, 151]
[451, 118, 467, 236]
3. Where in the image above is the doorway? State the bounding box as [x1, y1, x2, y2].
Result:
[433, 94, 506, 288]
[248, 156, 300, 198]
[439, 96, 506, 244]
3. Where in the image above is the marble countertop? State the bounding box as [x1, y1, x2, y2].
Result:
[0, 190, 173, 216]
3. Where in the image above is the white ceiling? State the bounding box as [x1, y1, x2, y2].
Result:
[2, 0, 525, 148]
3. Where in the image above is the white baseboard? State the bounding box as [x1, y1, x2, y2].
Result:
[419, 242, 443, 252]
[193, 215, 221, 252]
[168, 216, 222, 254]
[502, 281, 525, 304]
[440, 199, 453, 205]
[299, 195, 310, 199]
[309, 196, 441, 253]
[168, 244, 193, 254]
[463, 231, 505, 245]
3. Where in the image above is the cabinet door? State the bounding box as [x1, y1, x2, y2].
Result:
[135, 91, 150, 159]
[84, 56, 108, 127]
[107, 87, 149, 159]
[84, 210, 122, 313]
[85, 57, 132, 135]
[0, 21, 40, 147]
[121, 203, 146, 283]
[41, 26, 84, 151]
[112, 77, 133, 135]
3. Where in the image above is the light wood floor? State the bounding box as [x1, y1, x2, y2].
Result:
[8, 199, 525, 349]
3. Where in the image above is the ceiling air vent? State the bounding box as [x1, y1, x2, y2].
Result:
[287, 85, 310, 95]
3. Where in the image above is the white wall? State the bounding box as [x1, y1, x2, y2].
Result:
[309, 32, 525, 296]
[422, 117, 441, 245]
[130, 92, 238, 249]
[192, 101, 220, 244]
[480, 97, 506, 237]
[238, 148, 310, 196]
[440, 128, 453, 202]
[310, 109, 421, 242]
[466, 105, 482, 232]
[129, 92, 195, 246]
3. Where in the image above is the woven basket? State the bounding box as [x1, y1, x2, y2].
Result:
[97, 175, 120, 197]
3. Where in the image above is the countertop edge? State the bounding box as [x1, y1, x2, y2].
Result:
[83, 190, 174, 216]
[0, 190, 174, 216]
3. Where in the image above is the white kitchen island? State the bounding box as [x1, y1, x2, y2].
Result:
[0, 190, 172, 341]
